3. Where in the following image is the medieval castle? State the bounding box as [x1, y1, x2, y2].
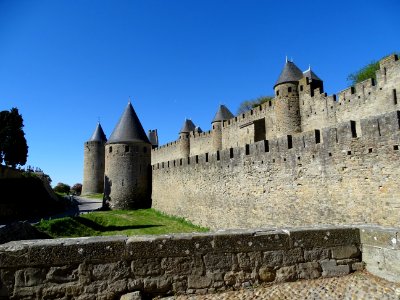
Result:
[82, 54, 400, 229]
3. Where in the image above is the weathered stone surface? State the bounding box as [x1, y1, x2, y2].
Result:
[258, 266, 275, 282]
[188, 275, 212, 289]
[92, 261, 130, 281]
[297, 262, 321, 279]
[321, 259, 350, 277]
[120, 291, 142, 300]
[46, 265, 79, 283]
[276, 266, 297, 282]
[331, 245, 359, 259]
[131, 258, 161, 276]
[204, 253, 234, 271]
[304, 248, 330, 262]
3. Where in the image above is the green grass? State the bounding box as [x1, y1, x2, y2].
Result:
[82, 193, 103, 199]
[35, 209, 209, 238]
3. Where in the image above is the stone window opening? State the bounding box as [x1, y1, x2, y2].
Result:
[393, 89, 397, 105]
[288, 87, 292, 93]
[300, 85, 303, 91]
[230, 148, 234, 158]
[315, 130, 321, 144]
[109, 146, 112, 153]
[276, 90, 279, 96]
[217, 151, 220, 161]
[245, 144, 250, 155]
[287, 135, 293, 149]
[205, 153, 209, 162]
[180, 159, 182, 166]
[125, 145, 129, 152]
[347, 151, 352, 155]
[369, 148, 373, 153]
[187, 157, 190, 165]
[350, 121, 357, 138]
[394, 145, 399, 151]
[264, 140, 269, 152]
[195, 155, 199, 164]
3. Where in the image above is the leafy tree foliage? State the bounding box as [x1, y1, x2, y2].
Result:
[347, 60, 380, 85]
[53, 182, 71, 194]
[0, 108, 28, 168]
[71, 183, 82, 195]
[237, 96, 274, 114]
[347, 52, 399, 85]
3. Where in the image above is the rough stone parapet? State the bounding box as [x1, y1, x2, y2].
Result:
[0, 226, 363, 299]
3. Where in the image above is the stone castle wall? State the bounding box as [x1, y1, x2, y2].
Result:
[0, 226, 364, 299]
[152, 110, 400, 229]
[151, 55, 400, 229]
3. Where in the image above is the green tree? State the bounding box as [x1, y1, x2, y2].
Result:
[71, 183, 82, 195]
[53, 182, 71, 194]
[0, 107, 28, 168]
[347, 52, 399, 85]
[237, 96, 274, 114]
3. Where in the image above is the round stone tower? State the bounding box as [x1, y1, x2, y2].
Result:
[274, 59, 303, 137]
[104, 101, 151, 209]
[82, 122, 107, 195]
[179, 119, 196, 157]
[211, 105, 234, 151]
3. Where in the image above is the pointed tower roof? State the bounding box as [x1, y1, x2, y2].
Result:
[88, 122, 107, 142]
[180, 119, 196, 133]
[212, 105, 234, 123]
[274, 60, 303, 88]
[107, 102, 150, 144]
[303, 66, 322, 81]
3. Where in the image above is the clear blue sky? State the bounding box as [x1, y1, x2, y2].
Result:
[0, 0, 399, 186]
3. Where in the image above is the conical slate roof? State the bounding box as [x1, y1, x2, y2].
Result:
[88, 122, 107, 142]
[274, 60, 304, 87]
[107, 102, 150, 144]
[303, 67, 322, 81]
[180, 119, 196, 133]
[212, 105, 234, 123]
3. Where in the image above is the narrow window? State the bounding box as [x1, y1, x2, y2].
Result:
[300, 85, 303, 91]
[264, 140, 269, 152]
[288, 87, 292, 93]
[347, 151, 352, 155]
[180, 159, 182, 166]
[315, 129, 321, 144]
[287, 135, 293, 149]
[276, 90, 280, 96]
[217, 151, 220, 161]
[109, 146, 112, 153]
[393, 89, 398, 105]
[269, 101, 272, 107]
[162, 162, 164, 168]
[245, 144, 250, 155]
[369, 148, 373, 153]
[394, 145, 399, 151]
[205, 153, 209, 162]
[173, 160, 176, 167]
[125, 145, 129, 152]
[230, 148, 234, 158]
[350, 87, 355, 94]
[188, 157, 190, 165]
[328, 152, 332, 157]
[196, 155, 199, 164]
[350, 120, 357, 138]
[167, 161, 169, 168]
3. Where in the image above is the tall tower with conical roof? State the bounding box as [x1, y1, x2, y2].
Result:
[104, 101, 152, 209]
[179, 119, 196, 157]
[82, 123, 107, 195]
[274, 59, 303, 137]
[211, 105, 234, 151]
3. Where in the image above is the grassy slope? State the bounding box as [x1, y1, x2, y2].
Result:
[35, 209, 209, 238]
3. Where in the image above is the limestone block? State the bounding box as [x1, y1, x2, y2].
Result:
[131, 258, 161, 276]
[263, 250, 283, 267]
[282, 248, 304, 265]
[14, 267, 47, 287]
[359, 226, 400, 249]
[288, 227, 360, 249]
[46, 265, 79, 283]
[161, 257, 193, 275]
[275, 266, 297, 282]
[331, 245, 360, 259]
[237, 252, 262, 271]
[304, 248, 330, 262]
[258, 266, 275, 282]
[204, 253, 234, 271]
[320, 259, 350, 277]
[143, 277, 172, 293]
[297, 262, 321, 279]
[187, 275, 212, 289]
[120, 291, 142, 300]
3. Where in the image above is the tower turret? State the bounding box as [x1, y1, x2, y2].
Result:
[104, 101, 151, 209]
[274, 59, 303, 137]
[179, 119, 195, 157]
[299, 66, 324, 96]
[211, 105, 234, 151]
[82, 122, 107, 195]
[148, 129, 159, 149]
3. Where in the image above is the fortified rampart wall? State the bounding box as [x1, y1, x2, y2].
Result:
[152, 110, 400, 229]
[1, 226, 399, 299]
[151, 55, 399, 168]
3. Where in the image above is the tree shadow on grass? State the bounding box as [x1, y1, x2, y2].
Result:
[73, 216, 163, 232]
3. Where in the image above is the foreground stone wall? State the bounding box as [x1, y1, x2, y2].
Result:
[0, 227, 362, 299]
[152, 111, 400, 229]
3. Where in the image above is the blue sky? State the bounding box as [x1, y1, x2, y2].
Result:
[0, 0, 399, 186]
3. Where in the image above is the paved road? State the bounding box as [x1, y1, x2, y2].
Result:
[73, 195, 103, 214]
